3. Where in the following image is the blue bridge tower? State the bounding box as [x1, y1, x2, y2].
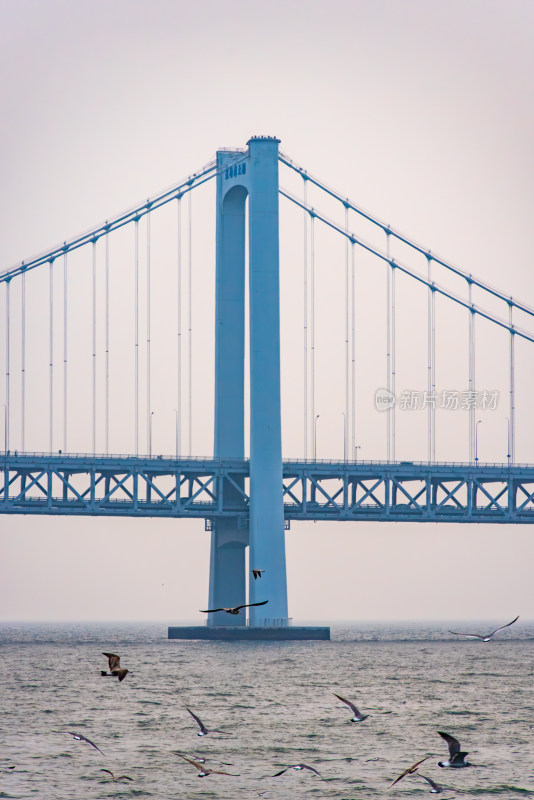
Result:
[169, 137, 328, 640]
[209, 136, 288, 627]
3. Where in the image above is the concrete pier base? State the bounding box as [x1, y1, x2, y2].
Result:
[168, 626, 330, 641]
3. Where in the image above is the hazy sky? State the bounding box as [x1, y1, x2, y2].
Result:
[1, 0, 534, 622]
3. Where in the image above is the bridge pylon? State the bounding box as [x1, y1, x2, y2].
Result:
[208, 136, 288, 628]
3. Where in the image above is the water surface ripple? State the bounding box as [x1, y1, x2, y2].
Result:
[1, 622, 533, 799]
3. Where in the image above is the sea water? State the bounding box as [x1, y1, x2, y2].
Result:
[1, 621, 533, 799]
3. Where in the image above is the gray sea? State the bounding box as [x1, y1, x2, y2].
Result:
[1, 621, 533, 799]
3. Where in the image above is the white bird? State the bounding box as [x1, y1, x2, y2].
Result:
[390, 756, 431, 787]
[272, 763, 323, 779]
[186, 707, 230, 737]
[185, 754, 233, 766]
[333, 693, 369, 722]
[437, 731, 473, 768]
[199, 600, 268, 615]
[418, 773, 445, 793]
[55, 730, 105, 755]
[448, 615, 519, 642]
[101, 652, 129, 681]
[175, 752, 239, 777]
[100, 769, 133, 782]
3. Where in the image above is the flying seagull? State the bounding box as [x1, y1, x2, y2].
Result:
[186, 707, 230, 737]
[179, 753, 233, 766]
[101, 652, 129, 681]
[390, 756, 431, 787]
[251, 569, 265, 580]
[55, 731, 105, 755]
[199, 600, 268, 615]
[437, 731, 473, 768]
[448, 615, 519, 642]
[175, 752, 240, 777]
[272, 764, 323, 779]
[333, 693, 369, 722]
[100, 769, 133, 782]
[418, 774, 445, 793]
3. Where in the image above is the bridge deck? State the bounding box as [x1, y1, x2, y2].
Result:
[1, 454, 534, 523]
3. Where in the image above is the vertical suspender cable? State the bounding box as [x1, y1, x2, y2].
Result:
[5, 280, 10, 453]
[146, 210, 151, 455]
[427, 256, 432, 463]
[509, 303, 515, 463]
[177, 198, 182, 459]
[351, 241, 356, 460]
[92, 241, 97, 455]
[391, 261, 396, 462]
[135, 219, 139, 455]
[468, 280, 475, 462]
[427, 256, 435, 462]
[310, 214, 316, 458]
[104, 233, 109, 455]
[63, 253, 67, 452]
[188, 190, 192, 457]
[431, 276, 435, 461]
[21, 270, 26, 452]
[386, 232, 391, 462]
[49, 261, 54, 452]
[344, 204, 349, 461]
[303, 177, 308, 460]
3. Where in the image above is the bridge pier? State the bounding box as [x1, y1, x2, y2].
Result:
[207, 519, 247, 626]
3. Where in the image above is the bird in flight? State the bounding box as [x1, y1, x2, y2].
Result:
[437, 731, 473, 768]
[175, 752, 240, 777]
[199, 600, 268, 615]
[390, 756, 431, 787]
[272, 764, 323, 779]
[333, 693, 369, 722]
[101, 652, 129, 681]
[100, 769, 134, 782]
[418, 773, 445, 793]
[251, 569, 265, 580]
[448, 615, 519, 641]
[180, 753, 233, 766]
[55, 731, 105, 755]
[186, 707, 231, 737]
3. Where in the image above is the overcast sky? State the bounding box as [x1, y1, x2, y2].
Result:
[1, 0, 534, 623]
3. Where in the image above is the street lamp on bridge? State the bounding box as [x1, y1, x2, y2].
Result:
[149, 411, 155, 456]
[475, 418, 482, 464]
[314, 414, 320, 460]
[174, 408, 179, 459]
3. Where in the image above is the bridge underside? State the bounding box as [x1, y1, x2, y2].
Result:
[2, 455, 534, 524]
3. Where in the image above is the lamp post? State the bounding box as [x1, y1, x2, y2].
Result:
[174, 408, 179, 459]
[313, 414, 320, 461]
[149, 411, 154, 456]
[475, 419, 482, 464]
[354, 444, 361, 462]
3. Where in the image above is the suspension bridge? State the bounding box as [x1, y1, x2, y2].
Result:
[2, 135, 533, 638]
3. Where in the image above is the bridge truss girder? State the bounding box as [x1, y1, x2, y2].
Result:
[1, 456, 534, 523]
